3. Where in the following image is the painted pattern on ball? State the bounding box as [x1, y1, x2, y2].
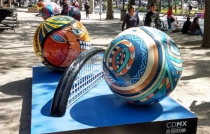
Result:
[61, 6, 81, 21]
[33, 16, 91, 71]
[103, 26, 182, 105]
[37, 2, 60, 20]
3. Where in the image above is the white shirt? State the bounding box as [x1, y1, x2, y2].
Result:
[171, 22, 176, 31]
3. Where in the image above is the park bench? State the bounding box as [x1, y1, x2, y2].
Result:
[0, 7, 19, 32]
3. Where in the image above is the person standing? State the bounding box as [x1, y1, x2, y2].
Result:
[162, 5, 173, 29]
[187, 3, 192, 16]
[84, 1, 90, 19]
[122, 5, 140, 31]
[72, 0, 79, 9]
[144, 3, 159, 28]
[188, 17, 203, 37]
[201, 8, 205, 19]
[61, 0, 69, 15]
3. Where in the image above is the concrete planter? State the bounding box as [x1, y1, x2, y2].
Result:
[28, 7, 38, 13]
[3, 4, 8, 7]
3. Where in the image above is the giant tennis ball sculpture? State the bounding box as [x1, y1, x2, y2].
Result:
[61, 5, 81, 21]
[103, 26, 182, 105]
[33, 16, 91, 71]
[37, 2, 60, 20]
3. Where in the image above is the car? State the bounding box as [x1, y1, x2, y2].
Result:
[186, 1, 198, 8]
[141, 1, 147, 7]
[177, 3, 187, 9]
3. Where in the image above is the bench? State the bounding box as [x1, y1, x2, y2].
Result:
[0, 8, 19, 32]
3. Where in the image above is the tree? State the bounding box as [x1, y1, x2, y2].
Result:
[202, 0, 210, 48]
[18, 0, 21, 7]
[173, 0, 177, 12]
[106, 0, 114, 19]
[128, 0, 135, 7]
[90, 0, 93, 14]
[79, 0, 82, 11]
[0, 0, 3, 7]
[139, 0, 141, 7]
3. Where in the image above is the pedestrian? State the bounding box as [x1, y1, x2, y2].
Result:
[72, 0, 79, 9]
[188, 17, 203, 37]
[144, 3, 159, 28]
[181, 17, 191, 34]
[162, 5, 173, 29]
[171, 17, 181, 33]
[61, 0, 69, 15]
[186, 3, 192, 17]
[122, 5, 140, 31]
[201, 8, 205, 19]
[84, 1, 90, 19]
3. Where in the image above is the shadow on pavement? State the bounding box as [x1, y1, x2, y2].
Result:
[190, 101, 210, 126]
[83, 22, 121, 38]
[0, 78, 32, 134]
[0, 20, 41, 75]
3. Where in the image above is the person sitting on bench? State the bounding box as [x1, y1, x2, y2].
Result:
[188, 17, 203, 37]
[181, 17, 191, 34]
[171, 17, 181, 33]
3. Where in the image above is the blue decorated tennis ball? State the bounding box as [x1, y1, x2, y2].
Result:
[103, 26, 182, 105]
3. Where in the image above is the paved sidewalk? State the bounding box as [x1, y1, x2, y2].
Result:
[0, 8, 209, 134]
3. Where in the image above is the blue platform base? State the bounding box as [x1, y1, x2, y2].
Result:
[31, 66, 197, 134]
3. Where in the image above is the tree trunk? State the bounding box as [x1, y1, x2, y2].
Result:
[18, 0, 21, 7]
[128, 0, 135, 6]
[128, 0, 135, 11]
[106, 0, 114, 19]
[8, 0, 11, 7]
[139, 0, 141, 7]
[79, 0, 82, 11]
[0, 0, 3, 7]
[90, 0, 93, 14]
[174, 0, 177, 12]
[202, 0, 210, 48]
[122, 0, 125, 10]
[157, 0, 161, 11]
[181, 0, 183, 14]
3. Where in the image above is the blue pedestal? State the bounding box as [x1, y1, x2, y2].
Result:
[31, 66, 197, 134]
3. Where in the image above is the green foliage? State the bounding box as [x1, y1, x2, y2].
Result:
[160, 9, 203, 15]
[113, 5, 117, 8]
[32, 5, 37, 8]
[124, 6, 127, 10]
[139, 7, 146, 12]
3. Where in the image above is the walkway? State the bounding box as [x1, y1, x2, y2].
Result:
[0, 8, 209, 134]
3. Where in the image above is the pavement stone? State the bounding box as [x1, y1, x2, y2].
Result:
[0, 7, 210, 134]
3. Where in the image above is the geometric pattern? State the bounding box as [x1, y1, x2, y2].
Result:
[38, 2, 60, 20]
[103, 26, 182, 105]
[104, 34, 148, 87]
[33, 16, 91, 71]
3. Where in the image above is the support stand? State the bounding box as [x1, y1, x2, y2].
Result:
[31, 66, 198, 134]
